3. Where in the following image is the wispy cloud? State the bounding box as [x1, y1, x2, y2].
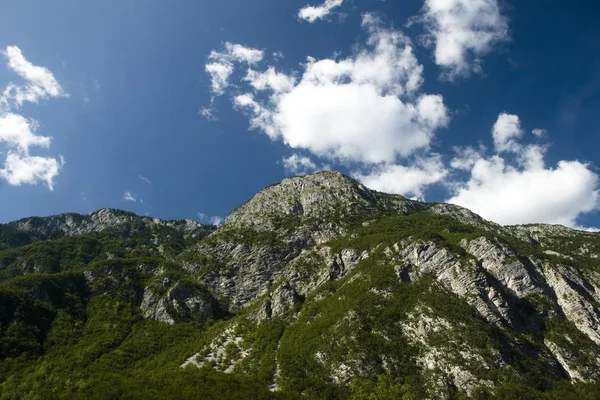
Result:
[1, 46, 68, 106]
[124, 191, 136, 202]
[282, 154, 319, 175]
[201, 42, 264, 120]
[206, 42, 264, 97]
[139, 175, 152, 184]
[298, 0, 345, 23]
[197, 212, 224, 226]
[532, 128, 547, 137]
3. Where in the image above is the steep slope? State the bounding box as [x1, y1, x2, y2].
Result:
[0, 171, 599, 399]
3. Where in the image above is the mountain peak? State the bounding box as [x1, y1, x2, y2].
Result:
[223, 170, 381, 230]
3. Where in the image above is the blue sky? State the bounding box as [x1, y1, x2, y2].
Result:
[0, 0, 599, 230]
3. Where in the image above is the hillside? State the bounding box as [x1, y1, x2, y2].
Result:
[1, 171, 599, 399]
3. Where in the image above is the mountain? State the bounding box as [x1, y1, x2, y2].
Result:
[0, 171, 599, 399]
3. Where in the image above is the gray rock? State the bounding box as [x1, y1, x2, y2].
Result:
[141, 281, 214, 324]
[544, 265, 600, 345]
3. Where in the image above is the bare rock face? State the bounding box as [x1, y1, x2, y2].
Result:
[141, 280, 214, 324]
[390, 240, 515, 328]
[544, 266, 600, 345]
[465, 237, 544, 299]
[256, 283, 303, 321]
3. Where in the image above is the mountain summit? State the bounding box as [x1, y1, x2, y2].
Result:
[1, 171, 599, 399]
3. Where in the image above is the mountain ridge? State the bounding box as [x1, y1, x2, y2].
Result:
[0, 170, 599, 399]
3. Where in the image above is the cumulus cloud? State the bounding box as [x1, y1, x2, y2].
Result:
[232, 14, 449, 164]
[0, 47, 65, 190]
[417, 0, 509, 79]
[197, 212, 224, 226]
[0, 152, 61, 190]
[298, 0, 345, 23]
[0, 113, 51, 153]
[355, 155, 448, 199]
[448, 114, 599, 227]
[124, 191, 136, 202]
[492, 112, 523, 152]
[282, 154, 319, 175]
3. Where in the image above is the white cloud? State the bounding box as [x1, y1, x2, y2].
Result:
[449, 157, 599, 227]
[244, 67, 296, 93]
[205, 62, 234, 97]
[532, 128, 546, 137]
[0, 113, 51, 154]
[579, 226, 600, 233]
[233, 93, 278, 138]
[232, 14, 449, 164]
[201, 43, 265, 120]
[199, 106, 218, 121]
[492, 112, 523, 152]
[417, 0, 509, 79]
[355, 155, 448, 199]
[124, 191, 136, 202]
[139, 175, 152, 184]
[205, 42, 264, 97]
[448, 114, 600, 227]
[416, 94, 450, 129]
[299, 0, 345, 23]
[0, 46, 65, 190]
[0, 152, 60, 190]
[450, 145, 485, 170]
[1, 46, 67, 106]
[197, 212, 223, 226]
[223, 43, 264, 65]
[282, 154, 319, 175]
